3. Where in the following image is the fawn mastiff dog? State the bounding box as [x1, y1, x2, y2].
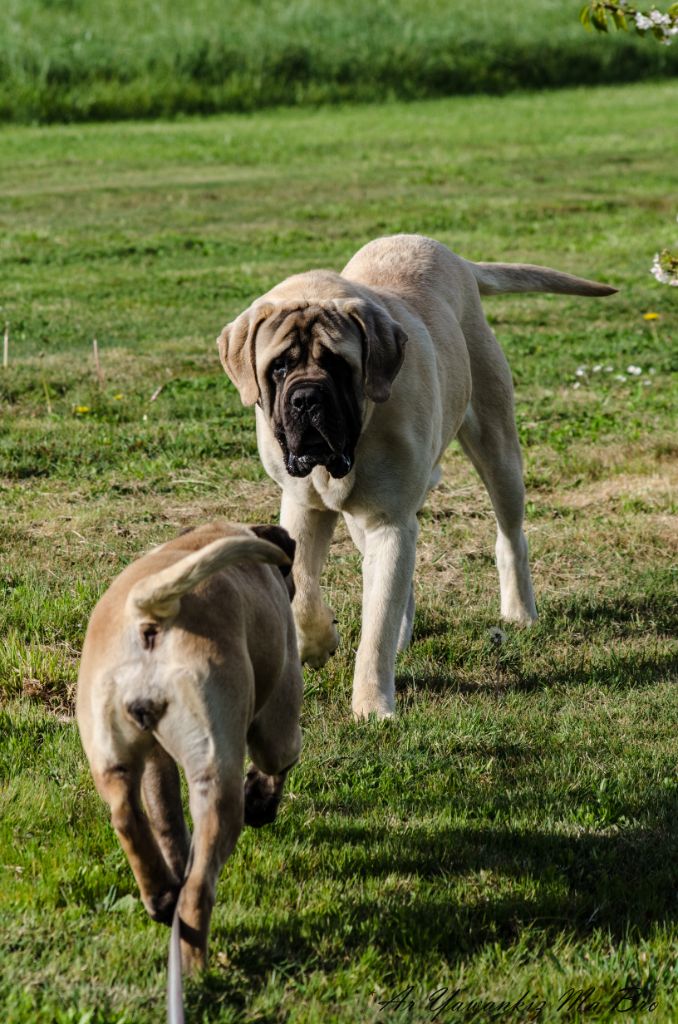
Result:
[76, 521, 302, 973]
[218, 234, 616, 719]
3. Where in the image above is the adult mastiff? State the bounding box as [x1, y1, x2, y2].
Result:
[218, 234, 615, 719]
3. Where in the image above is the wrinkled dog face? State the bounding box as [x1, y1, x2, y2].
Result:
[266, 307, 362, 478]
[218, 293, 407, 480]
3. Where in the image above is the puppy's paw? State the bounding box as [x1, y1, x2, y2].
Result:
[296, 613, 339, 668]
[144, 884, 181, 926]
[244, 766, 284, 828]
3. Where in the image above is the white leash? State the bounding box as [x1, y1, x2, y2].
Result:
[167, 900, 185, 1024]
[167, 841, 194, 1024]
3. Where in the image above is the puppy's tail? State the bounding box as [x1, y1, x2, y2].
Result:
[468, 260, 617, 297]
[128, 535, 291, 621]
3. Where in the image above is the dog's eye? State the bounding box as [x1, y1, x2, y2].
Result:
[271, 359, 288, 382]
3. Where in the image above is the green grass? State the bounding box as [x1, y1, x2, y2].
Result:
[1, 0, 677, 122]
[1, 81, 677, 1022]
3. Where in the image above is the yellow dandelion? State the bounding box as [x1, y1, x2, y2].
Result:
[643, 312, 660, 321]
[113, 393, 123, 400]
[74, 405, 91, 414]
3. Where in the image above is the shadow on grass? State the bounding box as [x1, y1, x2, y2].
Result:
[401, 588, 678, 697]
[566, 598, 676, 633]
[398, 644, 678, 698]
[197, 815, 678, 1006]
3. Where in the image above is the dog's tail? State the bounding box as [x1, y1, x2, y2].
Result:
[128, 535, 291, 622]
[468, 260, 617, 297]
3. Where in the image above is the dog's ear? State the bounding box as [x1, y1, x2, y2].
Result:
[217, 302, 275, 406]
[342, 299, 407, 403]
[250, 525, 296, 598]
[250, 524, 296, 565]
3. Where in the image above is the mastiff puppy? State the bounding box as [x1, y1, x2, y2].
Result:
[76, 521, 301, 973]
[217, 234, 616, 719]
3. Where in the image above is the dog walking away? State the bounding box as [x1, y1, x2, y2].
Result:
[218, 233, 617, 720]
[76, 521, 302, 974]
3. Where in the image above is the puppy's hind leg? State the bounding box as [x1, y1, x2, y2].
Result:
[178, 771, 243, 974]
[93, 759, 182, 925]
[457, 395, 537, 625]
[156, 677, 247, 975]
[142, 745, 190, 883]
[245, 652, 303, 828]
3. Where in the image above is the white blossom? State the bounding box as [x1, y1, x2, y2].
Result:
[651, 252, 678, 286]
[634, 7, 678, 42]
[627, 365, 643, 375]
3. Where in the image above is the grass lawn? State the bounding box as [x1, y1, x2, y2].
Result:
[1, 80, 677, 1022]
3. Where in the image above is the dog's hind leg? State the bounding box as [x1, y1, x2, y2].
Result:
[245, 654, 303, 828]
[93, 760, 181, 925]
[142, 745, 190, 883]
[457, 385, 537, 624]
[397, 586, 416, 652]
[156, 681, 246, 974]
[178, 772, 243, 974]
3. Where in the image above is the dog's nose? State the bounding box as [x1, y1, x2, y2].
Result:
[290, 386, 321, 414]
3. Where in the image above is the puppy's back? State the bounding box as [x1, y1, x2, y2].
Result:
[77, 521, 297, 743]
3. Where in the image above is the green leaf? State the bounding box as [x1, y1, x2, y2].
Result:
[580, 4, 593, 30]
[591, 6, 609, 32]
[612, 10, 628, 31]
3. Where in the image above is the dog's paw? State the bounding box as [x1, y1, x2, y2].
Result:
[299, 638, 338, 669]
[299, 626, 337, 667]
[351, 693, 395, 721]
[144, 884, 181, 926]
[244, 767, 284, 828]
[297, 616, 339, 668]
[501, 607, 538, 626]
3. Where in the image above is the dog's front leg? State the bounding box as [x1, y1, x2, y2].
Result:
[345, 512, 415, 653]
[281, 492, 339, 668]
[352, 517, 418, 719]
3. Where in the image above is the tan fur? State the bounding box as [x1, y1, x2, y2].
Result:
[76, 521, 302, 973]
[218, 234, 616, 719]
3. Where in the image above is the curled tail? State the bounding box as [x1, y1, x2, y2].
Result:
[128, 535, 291, 621]
[469, 260, 617, 297]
